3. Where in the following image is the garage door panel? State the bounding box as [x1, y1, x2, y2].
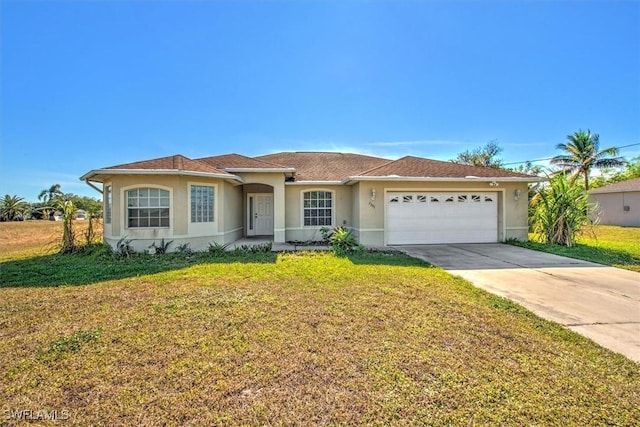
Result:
[386, 192, 498, 244]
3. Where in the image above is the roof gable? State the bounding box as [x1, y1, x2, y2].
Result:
[358, 156, 536, 179]
[197, 153, 287, 170]
[106, 154, 231, 175]
[590, 177, 640, 194]
[257, 152, 390, 181]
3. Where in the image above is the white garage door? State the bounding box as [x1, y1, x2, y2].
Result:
[386, 192, 498, 244]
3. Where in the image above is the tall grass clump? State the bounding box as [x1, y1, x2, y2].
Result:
[530, 173, 597, 247]
[58, 199, 77, 253]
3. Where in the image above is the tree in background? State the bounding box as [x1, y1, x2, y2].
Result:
[530, 173, 596, 247]
[590, 155, 640, 189]
[451, 141, 543, 175]
[64, 193, 102, 214]
[510, 160, 543, 176]
[451, 141, 504, 169]
[38, 184, 63, 220]
[0, 195, 29, 221]
[550, 129, 625, 190]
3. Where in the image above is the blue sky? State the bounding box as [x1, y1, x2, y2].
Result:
[1, 1, 639, 201]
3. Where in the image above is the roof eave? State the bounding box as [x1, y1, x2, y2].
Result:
[590, 188, 639, 194]
[286, 181, 343, 186]
[342, 176, 547, 184]
[80, 169, 244, 183]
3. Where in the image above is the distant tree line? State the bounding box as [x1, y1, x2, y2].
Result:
[0, 184, 101, 222]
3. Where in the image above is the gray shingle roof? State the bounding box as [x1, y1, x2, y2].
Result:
[197, 153, 287, 169]
[88, 151, 541, 182]
[256, 152, 390, 181]
[105, 154, 232, 175]
[358, 156, 535, 178]
[590, 177, 640, 194]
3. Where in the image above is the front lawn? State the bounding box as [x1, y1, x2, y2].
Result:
[512, 225, 640, 272]
[1, 241, 639, 425]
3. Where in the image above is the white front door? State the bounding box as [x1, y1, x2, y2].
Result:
[247, 193, 274, 236]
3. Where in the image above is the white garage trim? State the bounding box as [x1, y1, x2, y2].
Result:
[384, 188, 505, 245]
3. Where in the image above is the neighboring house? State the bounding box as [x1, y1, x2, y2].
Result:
[589, 178, 640, 227]
[80, 152, 543, 251]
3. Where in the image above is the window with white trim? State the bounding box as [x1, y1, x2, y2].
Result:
[191, 185, 214, 223]
[105, 185, 112, 224]
[303, 191, 333, 226]
[127, 188, 170, 228]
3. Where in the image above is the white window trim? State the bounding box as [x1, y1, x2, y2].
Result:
[188, 182, 218, 225]
[104, 184, 112, 224]
[121, 184, 173, 230]
[300, 188, 336, 228]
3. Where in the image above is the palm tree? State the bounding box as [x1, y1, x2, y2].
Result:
[550, 130, 625, 190]
[38, 184, 63, 220]
[0, 194, 29, 221]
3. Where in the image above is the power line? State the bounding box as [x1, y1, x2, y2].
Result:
[502, 142, 640, 166]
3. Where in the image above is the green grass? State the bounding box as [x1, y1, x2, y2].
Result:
[1, 222, 639, 425]
[511, 225, 640, 272]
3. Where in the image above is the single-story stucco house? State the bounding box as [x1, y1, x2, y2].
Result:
[589, 177, 640, 227]
[80, 152, 543, 251]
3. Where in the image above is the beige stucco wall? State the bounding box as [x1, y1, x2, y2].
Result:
[100, 173, 532, 250]
[350, 182, 361, 241]
[352, 181, 530, 246]
[101, 175, 241, 252]
[589, 192, 640, 227]
[283, 184, 352, 242]
[221, 181, 244, 240]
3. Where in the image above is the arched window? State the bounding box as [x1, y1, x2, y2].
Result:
[126, 188, 170, 228]
[303, 190, 333, 227]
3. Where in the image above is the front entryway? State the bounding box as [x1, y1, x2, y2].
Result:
[247, 193, 274, 236]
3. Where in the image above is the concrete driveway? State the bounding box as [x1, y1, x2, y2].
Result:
[397, 244, 640, 362]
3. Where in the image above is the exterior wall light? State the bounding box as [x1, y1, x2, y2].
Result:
[514, 189, 522, 201]
[489, 181, 499, 187]
[370, 188, 377, 201]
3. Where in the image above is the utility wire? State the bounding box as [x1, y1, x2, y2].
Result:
[502, 142, 640, 166]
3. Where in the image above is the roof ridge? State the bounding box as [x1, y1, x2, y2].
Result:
[109, 154, 186, 169]
[106, 153, 233, 175]
[354, 156, 409, 176]
[229, 153, 289, 168]
[197, 153, 289, 169]
[173, 155, 184, 170]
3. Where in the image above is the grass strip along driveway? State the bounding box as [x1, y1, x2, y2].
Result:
[1, 247, 639, 425]
[511, 225, 640, 272]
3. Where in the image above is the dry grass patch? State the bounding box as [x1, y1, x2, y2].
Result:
[0, 220, 103, 260]
[1, 249, 639, 425]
